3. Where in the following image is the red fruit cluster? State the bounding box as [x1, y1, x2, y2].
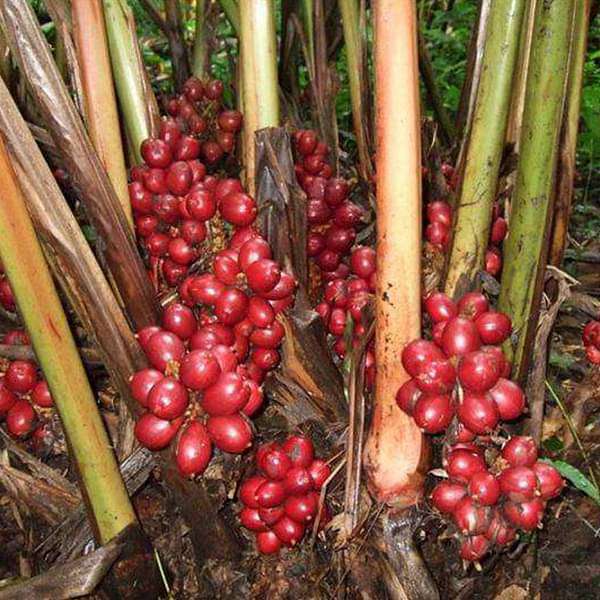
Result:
[434, 437, 563, 561]
[238, 434, 331, 554]
[129, 79, 243, 291]
[582, 319, 600, 364]
[165, 76, 241, 165]
[397, 291, 564, 562]
[424, 168, 507, 277]
[292, 131, 376, 385]
[0, 262, 15, 313]
[0, 330, 54, 441]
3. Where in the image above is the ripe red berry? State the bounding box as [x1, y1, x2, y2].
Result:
[457, 391, 499, 434]
[453, 496, 491, 535]
[239, 475, 267, 508]
[446, 449, 487, 483]
[189, 274, 225, 305]
[503, 498, 545, 531]
[283, 435, 315, 468]
[284, 493, 318, 523]
[489, 378, 525, 421]
[6, 399, 36, 437]
[427, 200, 452, 227]
[214, 251, 241, 285]
[0, 381, 17, 414]
[214, 288, 249, 326]
[430, 481, 467, 514]
[324, 178, 349, 206]
[457, 350, 501, 393]
[180, 219, 207, 245]
[468, 472, 500, 505]
[498, 466, 538, 502]
[162, 303, 197, 340]
[532, 461, 564, 500]
[414, 358, 456, 394]
[441, 317, 481, 357]
[179, 350, 221, 391]
[130, 369, 164, 407]
[147, 377, 189, 420]
[255, 480, 286, 508]
[485, 512, 517, 546]
[141, 138, 172, 168]
[218, 109, 243, 132]
[424, 293, 457, 323]
[174, 135, 201, 161]
[501, 436, 538, 467]
[248, 297, 276, 328]
[256, 530, 282, 554]
[350, 246, 376, 279]
[261, 448, 293, 480]
[5, 360, 37, 394]
[283, 466, 313, 495]
[413, 394, 454, 433]
[307, 459, 331, 490]
[401, 340, 445, 378]
[220, 192, 257, 227]
[134, 413, 182, 450]
[165, 161, 192, 195]
[395, 379, 422, 415]
[457, 293, 489, 320]
[490, 217, 507, 244]
[239, 507, 268, 532]
[206, 414, 253, 453]
[485, 248, 502, 276]
[176, 420, 212, 477]
[425, 222, 450, 248]
[145, 331, 186, 371]
[475, 311, 512, 345]
[249, 321, 285, 349]
[273, 516, 305, 546]
[245, 259, 281, 294]
[202, 372, 250, 416]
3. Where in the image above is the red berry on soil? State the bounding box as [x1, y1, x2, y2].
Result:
[256, 530, 282, 554]
[239, 475, 267, 508]
[308, 459, 331, 490]
[503, 498, 545, 531]
[283, 435, 315, 468]
[498, 466, 539, 502]
[261, 448, 293, 480]
[468, 472, 501, 505]
[284, 466, 313, 495]
[256, 480, 287, 508]
[6, 399, 36, 437]
[453, 496, 491, 535]
[284, 493, 318, 523]
[273, 516, 305, 546]
[459, 535, 490, 561]
[446, 450, 487, 483]
[239, 507, 268, 532]
[532, 461, 564, 500]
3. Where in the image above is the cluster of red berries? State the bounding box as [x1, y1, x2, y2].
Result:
[292, 131, 376, 384]
[129, 81, 243, 291]
[396, 291, 564, 562]
[0, 330, 54, 442]
[433, 437, 564, 561]
[424, 166, 507, 277]
[165, 76, 242, 165]
[582, 319, 600, 364]
[0, 263, 15, 313]
[238, 434, 331, 554]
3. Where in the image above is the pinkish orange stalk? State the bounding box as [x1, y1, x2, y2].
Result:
[363, 0, 429, 505]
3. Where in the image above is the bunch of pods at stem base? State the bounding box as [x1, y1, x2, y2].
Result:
[397, 291, 565, 562]
[238, 434, 331, 554]
[582, 319, 600, 364]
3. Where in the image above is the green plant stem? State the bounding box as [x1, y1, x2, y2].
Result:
[300, 0, 314, 72]
[192, 0, 208, 78]
[498, 0, 575, 379]
[219, 0, 240, 33]
[339, 0, 372, 181]
[549, 0, 591, 266]
[443, 0, 526, 300]
[103, 0, 153, 163]
[239, 0, 280, 195]
[0, 136, 136, 545]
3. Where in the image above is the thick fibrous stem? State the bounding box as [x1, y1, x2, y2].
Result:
[364, 0, 428, 506]
[104, 0, 160, 164]
[192, 0, 208, 78]
[72, 0, 133, 230]
[549, 0, 591, 267]
[498, 0, 575, 380]
[0, 136, 135, 545]
[444, 0, 526, 300]
[239, 0, 280, 195]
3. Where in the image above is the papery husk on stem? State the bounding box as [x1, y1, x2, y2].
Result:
[498, 0, 576, 380]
